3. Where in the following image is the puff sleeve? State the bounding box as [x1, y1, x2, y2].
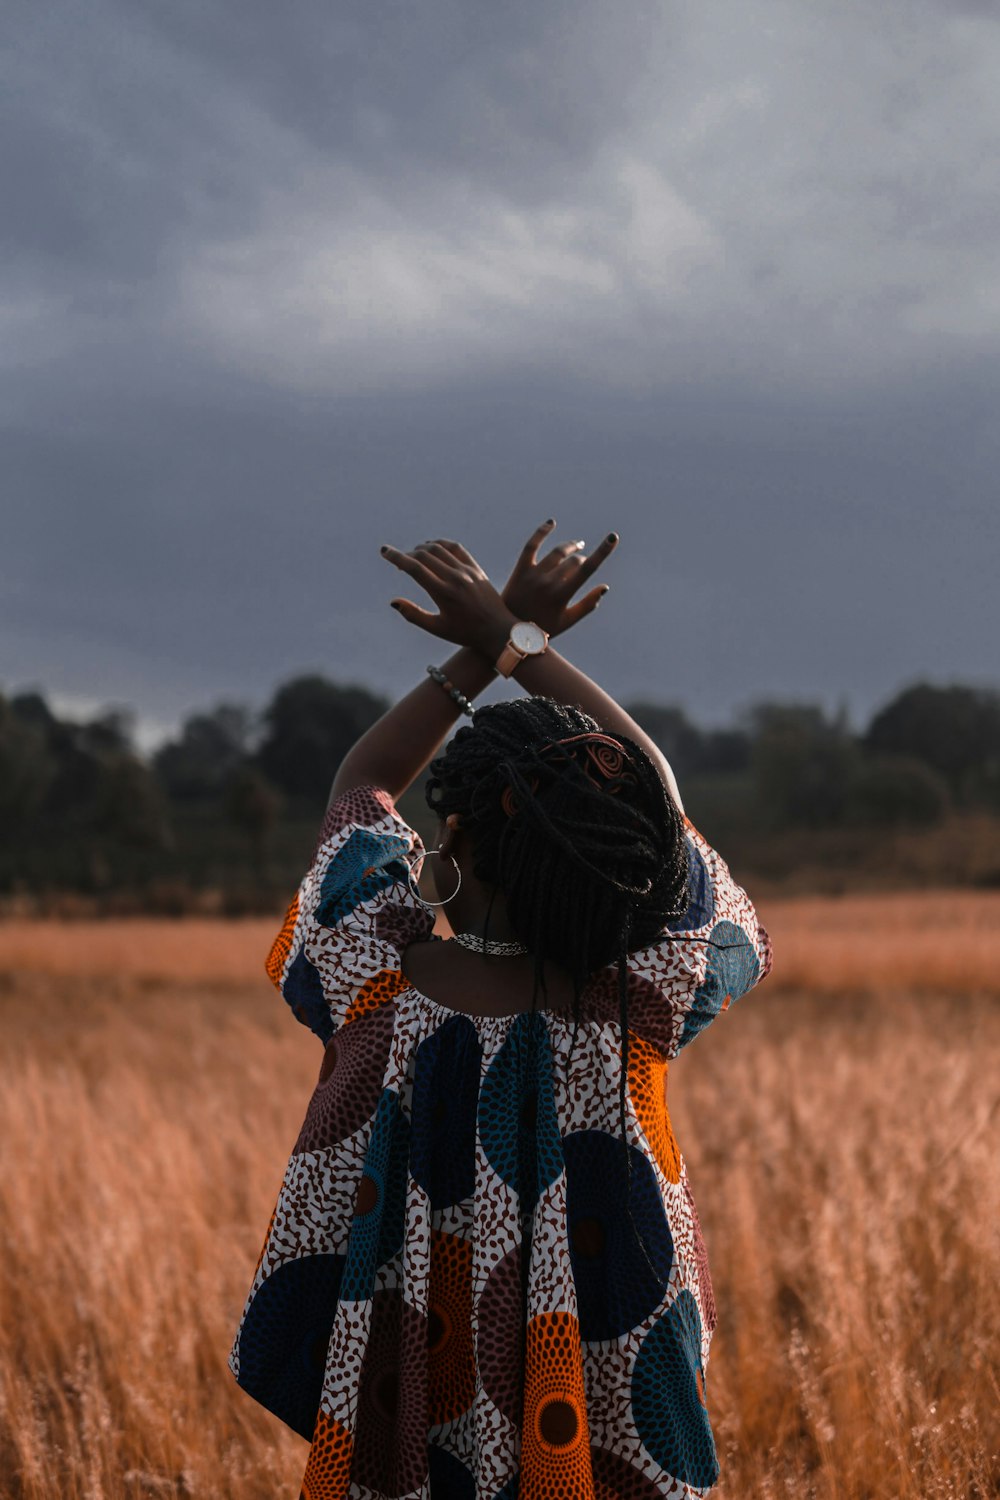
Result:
[585, 816, 772, 1059]
[263, 784, 434, 1042]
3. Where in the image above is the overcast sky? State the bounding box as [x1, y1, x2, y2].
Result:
[4, 0, 998, 753]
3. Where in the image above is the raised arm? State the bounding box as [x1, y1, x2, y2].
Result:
[496, 523, 684, 810]
[328, 524, 683, 812]
[328, 642, 497, 808]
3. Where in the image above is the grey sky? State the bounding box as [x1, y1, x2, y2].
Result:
[3, 0, 998, 753]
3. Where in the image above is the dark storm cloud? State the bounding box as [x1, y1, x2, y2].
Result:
[3, 0, 999, 748]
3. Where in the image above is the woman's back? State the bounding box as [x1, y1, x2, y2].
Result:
[401, 939, 579, 1019]
[229, 784, 771, 1499]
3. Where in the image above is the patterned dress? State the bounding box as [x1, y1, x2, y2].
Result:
[229, 784, 772, 1499]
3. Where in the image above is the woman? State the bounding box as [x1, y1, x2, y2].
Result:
[229, 522, 773, 1498]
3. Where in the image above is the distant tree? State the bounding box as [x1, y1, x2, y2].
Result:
[625, 703, 702, 774]
[8, 690, 58, 738]
[256, 676, 388, 803]
[37, 718, 171, 853]
[224, 765, 283, 879]
[44, 733, 112, 825]
[0, 691, 171, 891]
[96, 753, 173, 850]
[865, 683, 1000, 799]
[0, 694, 57, 835]
[626, 701, 751, 778]
[847, 754, 950, 827]
[80, 706, 136, 756]
[696, 728, 752, 776]
[964, 761, 1000, 813]
[153, 703, 257, 803]
[749, 702, 858, 827]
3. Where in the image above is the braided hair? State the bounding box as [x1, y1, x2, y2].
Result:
[425, 696, 689, 1270]
[426, 697, 687, 985]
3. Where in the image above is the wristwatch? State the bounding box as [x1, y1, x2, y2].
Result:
[495, 620, 550, 678]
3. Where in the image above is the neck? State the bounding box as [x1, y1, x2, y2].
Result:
[445, 881, 520, 943]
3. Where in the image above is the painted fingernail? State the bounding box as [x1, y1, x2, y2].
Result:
[390, 600, 401, 610]
[607, 533, 618, 542]
[381, 545, 389, 554]
[545, 517, 555, 526]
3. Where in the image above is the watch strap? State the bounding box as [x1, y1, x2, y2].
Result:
[495, 640, 525, 678]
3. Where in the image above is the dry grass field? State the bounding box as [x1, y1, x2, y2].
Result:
[1, 893, 998, 1499]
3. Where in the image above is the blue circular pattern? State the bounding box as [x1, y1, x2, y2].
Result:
[563, 1130, 674, 1341]
[667, 836, 715, 933]
[428, 1443, 476, 1498]
[411, 1016, 482, 1208]
[317, 829, 411, 927]
[282, 946, 333, 1042]
[631, 1289, 718, 1489]
[478, 1014, 563, 1213]
[340, 1089, 410, 1301]
[679, 919, 760, 1050]
[235, 1252, 345, 1440]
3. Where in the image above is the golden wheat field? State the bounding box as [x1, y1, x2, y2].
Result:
[1, 893, 998, 1500]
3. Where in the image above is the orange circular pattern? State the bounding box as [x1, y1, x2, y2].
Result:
[521, 1311, 594, 1499]
[299, 1410, 352, 1500]
[536, 1390, 581, 1446]
[428, 1229, 475, 1427]
[627, 1033, 681, 1183]
[265, 892, 299, 987]
[343, 966, 410, 1025]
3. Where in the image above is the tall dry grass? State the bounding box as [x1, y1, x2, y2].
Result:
[0, 895, 998, 1498]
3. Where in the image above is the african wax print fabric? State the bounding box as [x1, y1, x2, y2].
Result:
[229, 784, 773, 1499]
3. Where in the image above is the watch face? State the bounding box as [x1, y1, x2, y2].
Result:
[511, 621, 546, 654]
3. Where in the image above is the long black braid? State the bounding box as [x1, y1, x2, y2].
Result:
[425, 696, 690, 1281]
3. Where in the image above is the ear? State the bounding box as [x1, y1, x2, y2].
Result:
[438, 812, 462, 857]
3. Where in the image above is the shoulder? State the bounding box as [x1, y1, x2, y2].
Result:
[314, 784, 401, 856]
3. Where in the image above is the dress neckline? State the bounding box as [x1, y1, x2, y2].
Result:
[397, 981, 581, 1029]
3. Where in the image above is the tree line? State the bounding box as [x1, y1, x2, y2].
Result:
[1, 676, 998, 907]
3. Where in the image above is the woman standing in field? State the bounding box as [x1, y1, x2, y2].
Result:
[229, 522, 773, 1499]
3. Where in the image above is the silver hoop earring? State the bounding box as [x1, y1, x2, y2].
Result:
[405, 847, 462, 908]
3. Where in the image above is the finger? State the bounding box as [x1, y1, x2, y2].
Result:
[540, 538, 586, 570]
[390, 598, 447, 635]
[381, 545, 444, 596]
[425, 538, 479, 568]
[411, 542, 463, 580]
[562, 584, 610, 627]
[514, 518, 557, 571]
[415, 541, 460, 564]
[567, 531, 619, 586]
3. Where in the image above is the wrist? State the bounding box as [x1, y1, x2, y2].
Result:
[469, 607, 519, 665]
[440, 645, 499, 694]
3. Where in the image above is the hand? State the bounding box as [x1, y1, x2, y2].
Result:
[501, 520, 618, 638]
[381, 539, 516, 658]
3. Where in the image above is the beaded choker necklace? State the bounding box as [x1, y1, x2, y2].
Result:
[451, 933, 529, 957]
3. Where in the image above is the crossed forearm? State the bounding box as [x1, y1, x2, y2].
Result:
[329, 628, 682, 812]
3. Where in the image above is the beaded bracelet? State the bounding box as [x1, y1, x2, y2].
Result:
[427, 665, 475, 717]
